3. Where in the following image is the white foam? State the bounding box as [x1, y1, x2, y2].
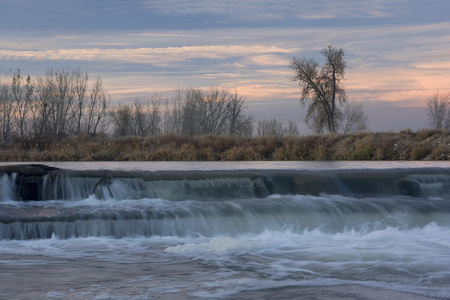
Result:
[165, 236, 257, 256]
[46, 291, 64, 298]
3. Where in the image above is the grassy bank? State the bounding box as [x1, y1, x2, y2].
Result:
[1, 129, 449, 162]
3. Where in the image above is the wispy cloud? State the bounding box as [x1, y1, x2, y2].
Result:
[145, 0, 408, 22]
[296, 0, 407, 20]
[1, 22, 448, 106]
[248, 55, 290, 67]
[0, 45, 295, 68]
[144, 0, 293, 21]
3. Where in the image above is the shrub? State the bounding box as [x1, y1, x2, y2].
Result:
[353, 145, 375, 160]
[374, 147, 399, 160]
[223, 147, 260, 161]
[410, 147, 429, 160]
[314, 144, 328, 160]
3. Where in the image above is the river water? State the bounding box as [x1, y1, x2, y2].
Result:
[1, 161, 450, 299]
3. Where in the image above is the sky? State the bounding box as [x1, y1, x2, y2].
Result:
[0, 0, 449, 132]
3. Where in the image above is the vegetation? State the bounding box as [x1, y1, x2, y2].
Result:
[0, 70, 259, 146]
[427, 90, 450, 130]
[255, 119, 299, 137]
[290, 45, 368, 134]
[0, 69, 109, 146]
[0, 129, 448, 161]
[0, 46, 448, 162]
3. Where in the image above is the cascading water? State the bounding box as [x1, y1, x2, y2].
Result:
[0, 172, 15, 201]
[1, 161, 450, 299]
[408, 174, 450, 198]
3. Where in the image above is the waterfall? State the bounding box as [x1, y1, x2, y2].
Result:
[0, 172, 16, 201]
[1, 163, 450, 240]
[1, 195, 450, 240]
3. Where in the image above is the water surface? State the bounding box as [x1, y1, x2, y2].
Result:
[1, 161, 449, 299]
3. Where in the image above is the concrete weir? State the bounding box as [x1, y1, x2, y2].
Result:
[0, 163, 445, 202]
[1, 164, 60, 201]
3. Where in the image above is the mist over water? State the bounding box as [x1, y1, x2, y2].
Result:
[1, 162, 450, 299]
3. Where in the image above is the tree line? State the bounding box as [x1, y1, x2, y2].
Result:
[426, 90, 450, 130]
[0, 45, 371, 148]
[2, 45, 446, 149]
[111, 88, 254, 138]
[0, 69, 304, 147]
[0, 69, 109, 146]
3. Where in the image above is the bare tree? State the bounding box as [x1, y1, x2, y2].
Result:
[255, 119, 300, 137]
[12, 71, 33, 140]
[0, 75, 15, 145]
[162, 87, 252, 136]
[200, 88, 228, 134]
[112, 96, 162, 138]
[226, 89, 253, 135]
[194, 88, 235, 135]
[291, 45, 347, 133]
[181, 88, 202, 136]
[50, 69, 75, 138]
[256, 118, 285, 137]
[30, 74, 54, 139]
[29, 69, 76, 139]
[0, 70, 33, 145]
[285, 120, 300, 136]
[134, 95, 163, 136]
[85, 76, 109, 136]
[112, 104, 134, 137]
[426, 91, 450, 130]
[236, 120, 254, 137]
[71, 69, 89, 135]
[27, 69, 110, 140]
[163, 91, 184, 134]
[337, 101, 369, 134]
[147, 95, 163, 135]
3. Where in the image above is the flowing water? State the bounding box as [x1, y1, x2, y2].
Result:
[1, 161, 450, 299]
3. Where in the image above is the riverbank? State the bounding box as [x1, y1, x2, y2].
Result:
[0, 129, 448, 161]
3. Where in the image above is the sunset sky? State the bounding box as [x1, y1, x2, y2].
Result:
[0, 0, 449, 132]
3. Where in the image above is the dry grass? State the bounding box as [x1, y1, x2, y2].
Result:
[1, 130, 449, 161]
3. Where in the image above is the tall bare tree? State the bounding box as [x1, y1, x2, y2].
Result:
[30, 74, 54, 139]
[85, 76, 109, 136]
[13, 71, 34, 140]
[133, 95, 163, 136]
[181, 88, 202, 136]
[163, 91, 184, 134]
[71, 69, 89, 135]
[226, 89, 253, 135]
[50, 69, 75, 138]
[0, 75, 15, 145]
[426, 90, 450, 130]
[291, 45, 347, 133]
